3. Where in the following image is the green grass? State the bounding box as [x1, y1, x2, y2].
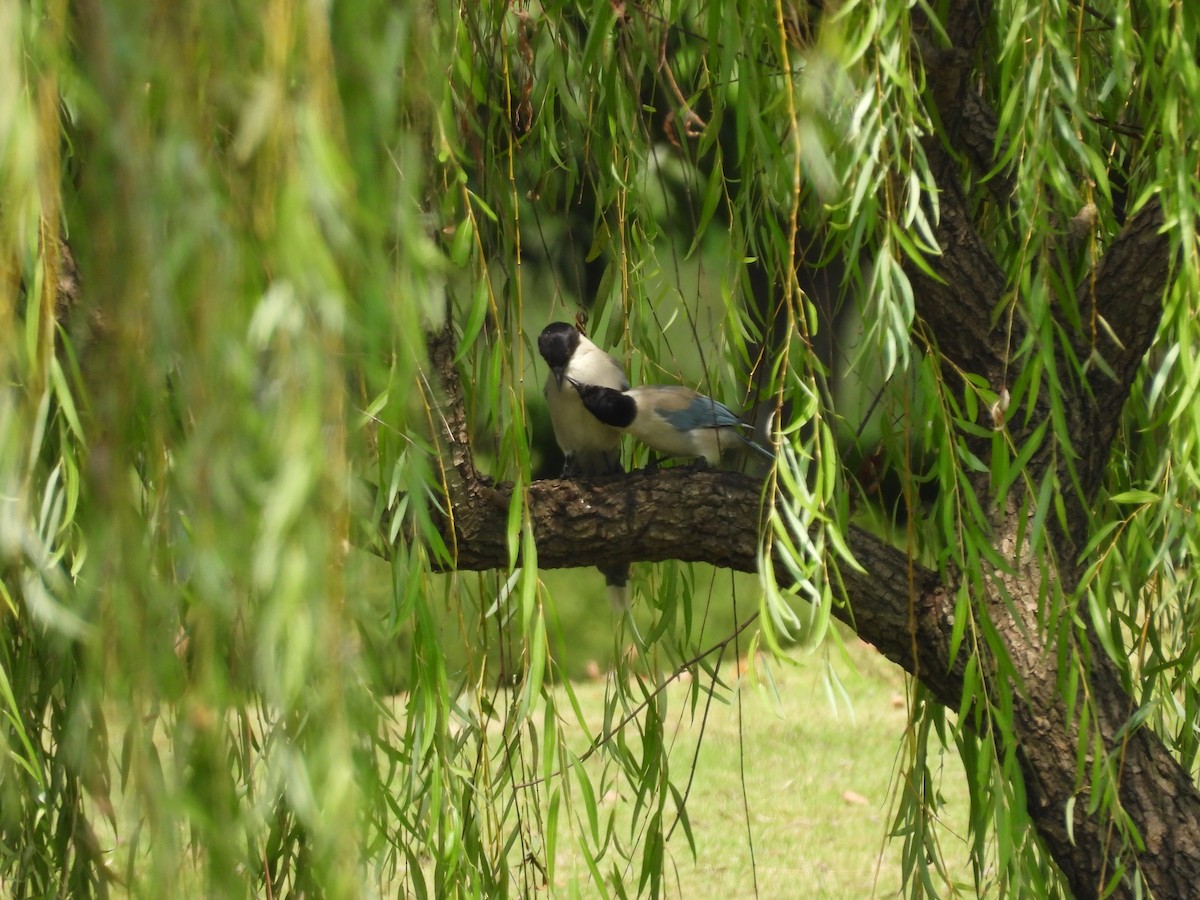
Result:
[537, 638, 974, 898]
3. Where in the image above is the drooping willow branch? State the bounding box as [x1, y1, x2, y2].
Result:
[514, 609, 762, 791]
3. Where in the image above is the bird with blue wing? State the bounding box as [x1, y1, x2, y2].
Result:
[566, 380, 774, 468]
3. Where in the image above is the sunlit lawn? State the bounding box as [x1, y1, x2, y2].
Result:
[539, 637, 975, 898]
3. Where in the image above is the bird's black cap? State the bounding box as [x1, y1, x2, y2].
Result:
[537, 322, 581, 371]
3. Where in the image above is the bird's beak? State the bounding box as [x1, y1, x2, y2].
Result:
[551, 366, 566, 389]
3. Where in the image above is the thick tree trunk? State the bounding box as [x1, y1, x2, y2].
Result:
[989, 503, 1200, 898]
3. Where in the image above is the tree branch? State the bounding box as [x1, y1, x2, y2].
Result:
[910, 166, 1012, 385]
[1075, 198, 1170, 492]
[412, 425, 961, 706]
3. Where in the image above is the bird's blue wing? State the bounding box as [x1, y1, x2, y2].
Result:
[658, 394, 741, 430]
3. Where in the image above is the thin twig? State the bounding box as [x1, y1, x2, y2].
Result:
[513, 611, 761, 789]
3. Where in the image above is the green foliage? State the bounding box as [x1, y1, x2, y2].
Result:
[2, 0, 1199, 896]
